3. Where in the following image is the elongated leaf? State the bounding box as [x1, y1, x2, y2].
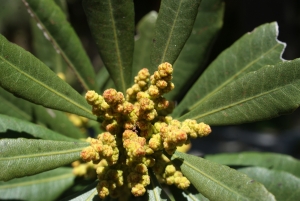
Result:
[205, 152, 300, 178]
[0, 167, 75, 201]
[169, 184, 209, 201]
[239, 167, 300, 201]
[23, 0, 96, 91]
[172, 152, 275, 201]
[146, 169, 171, 201]
[0, 34, 96, 120]
[96, 67, 111, 93]
[166, 0, 224, 101]
[132, 11, 157, 82]
[151, 0, 202, 73]
[61, 181, 99, 201]
[82, 0, 134, 93]
[178, 58, 300, 125]
[0, 114, 77, 141]
[0, 87, 85, 139]
[174, 22, 286, 117]
[0, 138, 88, 181]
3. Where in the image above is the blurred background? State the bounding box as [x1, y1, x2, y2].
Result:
[1, 0, 300, 158]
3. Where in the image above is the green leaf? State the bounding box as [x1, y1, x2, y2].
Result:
[132, 11, 158, 82]
[146, 169, 171, 201]
[151, 0, 202, 73]
[23, 0, 96, 91]
[0, 87, 85, 139]
[82, 0, 135, 93]
[61, 181, 100, 201]
[205, 152, 300, 178]
[172, 151, 275, 201]
[0, 114, 77, 141]
[96, 67, 111, 93]
[178, 58, 300, 125]
[239, 167, 300, 201]
[166, 0, 224, 101]
[0, 138, 88, 181]
[169, 184, 209, 201]
[0, 167, 75, 201]
[0, 34, 96, 120]
[173, 22, 286, 118]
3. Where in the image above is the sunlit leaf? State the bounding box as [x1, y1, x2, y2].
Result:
[239, 167, 300, 201]
[174, 22, 286, 117]
[23, 0, 96, 91]
[169, 184, 209, 201]
[146, 169, 171, 201]
[178, 58, 300, 125]
[0, 167, 75, 201]
[0, 138, 88, 181]
[0, 34, 96, 120]
[82, 0, 135, 93]
[172, 151, 275, 201]
[60, 181, 100, 201]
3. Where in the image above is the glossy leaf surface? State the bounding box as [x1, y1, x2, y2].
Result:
[174, 22, 285, 117]
[0, 138, 88, 181]
[23, 0, 96, 91]
[206, 152, 300, 178]
[151, 0, 202, 73]
[179, 58, 300, 125]
[0, 167, 74, 201]
[0, 34, 96, 120]
[166, 0, 224, 101]
[239, 167, 300, 201]
[82, 0, 134, 93]
[132, 11, 157, 82]
[172, 152, 275, 201]
[0, 114, 76, 141]
[147, 170, 171, 201]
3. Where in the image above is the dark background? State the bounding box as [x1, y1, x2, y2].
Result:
[1, 0, 300, 158]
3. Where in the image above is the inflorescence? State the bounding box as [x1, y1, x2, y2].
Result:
[80, 62, 211, 200]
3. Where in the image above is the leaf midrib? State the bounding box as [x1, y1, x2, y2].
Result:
[0, 54, 93, 116]
[108, 0, 126, 93]
[187, 43, 282, 112]
[180, 78, 299, 121]
[173, 154, 248, 200]
[0, 96, 30, 120]
[0, 172, 73, 189]
[0, 147, 84, 160]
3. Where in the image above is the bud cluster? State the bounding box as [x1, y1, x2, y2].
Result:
[81, 62, 212, 200]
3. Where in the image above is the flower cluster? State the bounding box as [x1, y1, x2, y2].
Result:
[80, 62, 211, 200]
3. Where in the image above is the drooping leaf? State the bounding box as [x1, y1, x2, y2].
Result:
[151, 0, 202, 73]
[178, 58, 300, 125]
[174, 22, 286, 117]
[23, 0, 96, 91]
[169, 184, 209, 201]
[166, 0, 224, 101]
[146, 169, 171, 201]
[0, 87, 85, 139]
[0, 34, 96, 120]
[0, 167, 75, 201]
[82, 0, 135, 93]
[0, 114, 77, 141]
[239, 167, 300, 201]
[205, 152, 300, 178]
[172, 151, 275, 201]
[0, 138, 88, 181]
[132, 11, 157, 82]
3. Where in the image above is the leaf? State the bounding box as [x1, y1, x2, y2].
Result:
[82, 0, 135, 93]
[173, 22, 286, 118]
[239, 167, 300, 201]
[150, 0, 202, 73]
[0, 34, 96, 120]
[0, 114, 77, 141]
[0, 167, 75, 201]
[146, 169, 171, 201]
[132, 11, 158, 82]
[172, 151, 275, 201]
[169, 184, 209, 201]
[205, 152, 300, 178]
[0, 87, 85, 139]
[23, 0, 96, 91]
[166, 0, 224, 101]
[178, 58, 300, 125]
[96, 67, 111, 93]
[61, 181, 100, 201]
[0, 138, 89, 181]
